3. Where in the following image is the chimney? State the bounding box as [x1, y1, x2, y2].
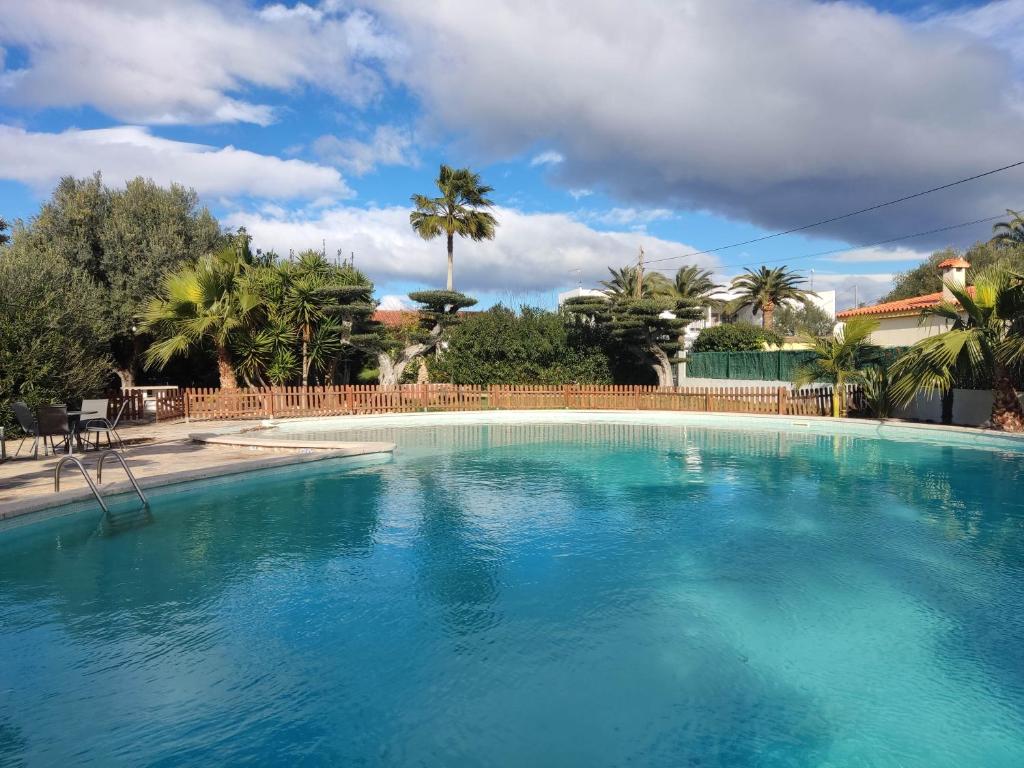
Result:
[938, 257, 970, 303]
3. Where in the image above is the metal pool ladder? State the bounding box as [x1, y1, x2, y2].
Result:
[54, 450, 148, 512]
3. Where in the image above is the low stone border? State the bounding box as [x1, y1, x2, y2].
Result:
[0, 445, 395, 523]
[189, 430, 396, 455]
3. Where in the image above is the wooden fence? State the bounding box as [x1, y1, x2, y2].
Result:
[180, 384, 858, 422]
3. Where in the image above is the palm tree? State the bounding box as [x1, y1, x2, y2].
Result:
[655, 265, 723, 310]
[142, 246, 258, 389]
[793, 316, 879, 417]
[889, 265, 1024, 432]
[992, 209, 1024, 248]
[729, 266, 816, 329]
[600, 265, 664, 300]
[410, 165, 498, 291]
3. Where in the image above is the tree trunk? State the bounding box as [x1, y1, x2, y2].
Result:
[649, 345, 675, 387]
[941, 389, 954, 425]
[991, 367, 1024, 432]
[301, 324, 311, 386]
[217, 345, 238, 389]
[762, 301, 775, 329]
[114, 367, 136, 388]
[446, 232, 454, 291]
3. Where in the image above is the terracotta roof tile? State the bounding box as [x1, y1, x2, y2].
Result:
[836, 286, 975, 319]
[937, 257, 971, 269]
[372, 309, 419, 327]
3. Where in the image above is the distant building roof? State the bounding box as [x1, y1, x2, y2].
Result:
[836, 286, 975, 319]
[372, 309, 418, 327]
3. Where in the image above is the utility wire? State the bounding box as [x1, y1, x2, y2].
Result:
[641, 159, 1024, 267]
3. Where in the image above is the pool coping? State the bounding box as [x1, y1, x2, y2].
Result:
[255, 409, 1024, 451]
[0, 445, 395, 522]
[5, 409, 1022, 523]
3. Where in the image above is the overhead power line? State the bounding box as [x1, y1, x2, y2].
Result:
[642, 159, 1024, 267]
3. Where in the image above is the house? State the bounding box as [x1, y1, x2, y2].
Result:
[835, 258, 972, 347]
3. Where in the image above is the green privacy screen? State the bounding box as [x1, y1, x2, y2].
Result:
[686, 351, 818, 381]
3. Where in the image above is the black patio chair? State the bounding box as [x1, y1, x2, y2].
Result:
[36, 404, 73, 457]
[11, 401, 40, 458]
[82, 400, 129, 450]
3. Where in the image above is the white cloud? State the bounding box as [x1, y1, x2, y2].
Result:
[224, 204, 716, 293]
[530, 150, 565, 167]
[569, 188, 594, 200]
[371, 0, 1024, 249]
[0, 124, 350, 200]
[0, 1, 401, 125]
[807, 272, 895, 311]
[377, 294, 413, 310]
[825, 246, 932, 263]
[313, 125, 418, 176]
[588, 207, 676, 226]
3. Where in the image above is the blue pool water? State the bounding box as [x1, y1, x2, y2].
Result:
[1, 421, 1024, 766]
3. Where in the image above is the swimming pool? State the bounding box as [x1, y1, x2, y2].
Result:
[2, 418, 1023, 766]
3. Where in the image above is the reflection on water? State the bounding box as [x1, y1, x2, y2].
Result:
[1, 423, 1023, 767]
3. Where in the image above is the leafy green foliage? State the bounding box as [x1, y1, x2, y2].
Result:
[793, 316, 880, 417]
[5, 174, 226, 381]
[429, 306, 612, 385]
[691, 322, 783, 352]
[0, 216, 9, 246]
[0, 248, 113, 436]
[772, 302, 835, 337]
[889, 266, 1024, 430]
[567, 266, 703, 385]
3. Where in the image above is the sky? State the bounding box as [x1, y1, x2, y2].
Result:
[1, 0, 1023, 311]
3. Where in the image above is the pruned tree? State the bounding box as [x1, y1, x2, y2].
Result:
[376, 290, 477, 386]
[566, 268, 702, 386]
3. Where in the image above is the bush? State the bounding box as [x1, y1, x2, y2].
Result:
[0, 248, 113, 436]
[429, 306, 613, 385]
[691, 322, 783, 352]
[772, 303, 835, 337]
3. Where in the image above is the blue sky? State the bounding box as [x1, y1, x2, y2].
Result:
[2, 0, 1023, 310]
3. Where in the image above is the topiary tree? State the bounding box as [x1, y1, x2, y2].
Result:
[691, 322, 783, 352]
[566, 272, 702, 386]
[376, 290, 478, 386]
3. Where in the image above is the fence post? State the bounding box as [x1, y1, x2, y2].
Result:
[184, 388, 191, 423]
[778, 386, 788, 415]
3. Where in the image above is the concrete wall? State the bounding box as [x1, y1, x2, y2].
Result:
[895, 388, 1022, 427]
[868, 315, 950, 348]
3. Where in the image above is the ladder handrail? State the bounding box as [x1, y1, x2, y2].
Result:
[54, 456, 109, 513]
[96, 450, 148, 506]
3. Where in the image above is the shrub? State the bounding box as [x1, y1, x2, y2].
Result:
[429, 306, 613, 385]
[0, 248, 113, 436]
[691, 322, 783, 352]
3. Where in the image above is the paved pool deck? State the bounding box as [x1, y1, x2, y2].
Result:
[0, 419, 395, 520]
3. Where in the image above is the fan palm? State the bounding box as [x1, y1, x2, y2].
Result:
[992, 209, 1024, 248]
[410, 165, 498, 291]
[729, 266, 816, 328]
[793, 316, 880, 417]
[889, 266, 1024, 431]
[142, 246, 258, 389]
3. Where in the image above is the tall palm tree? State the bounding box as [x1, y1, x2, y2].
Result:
[600, 265, 664, 300]
[729, 266, 816, 329]
[655, 265, 723, 311]
[793, 316, 879, 417]
[142, 246, 259, 389]
[992, 209, 1024, 248]
[410, 165, 498, 291]
[889, 265, 1024, 432]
